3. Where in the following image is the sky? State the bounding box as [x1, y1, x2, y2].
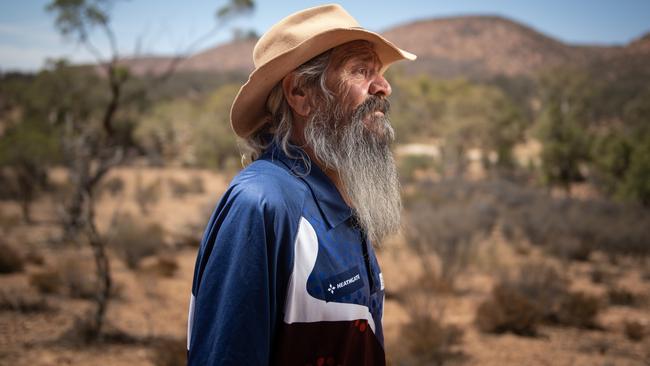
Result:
[1, 0, 650, 72]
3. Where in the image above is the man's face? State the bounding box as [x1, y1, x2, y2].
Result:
[325, 41, 393, 138]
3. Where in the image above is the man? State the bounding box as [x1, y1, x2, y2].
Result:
[187, 4, 415, 365]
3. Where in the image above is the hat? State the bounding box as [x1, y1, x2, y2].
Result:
[229, 3, 416, 138]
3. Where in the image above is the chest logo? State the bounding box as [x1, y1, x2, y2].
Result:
[321, 266, 364, 302]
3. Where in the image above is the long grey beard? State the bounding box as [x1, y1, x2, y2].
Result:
[305, 96, 401, 245]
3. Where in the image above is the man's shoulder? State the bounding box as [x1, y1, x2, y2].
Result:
[227, 158, 309, 213]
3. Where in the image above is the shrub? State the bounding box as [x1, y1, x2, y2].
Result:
[150, 337, 187, 366]
[58, 257, 98, 300]
[149, 254, 179, 278]
[623, 320, 646, 342]
[157, 255, 178, 277]
[590, 266, 615, 284]
[135, 176, 162, 214]
[109, 215, 165, 269]
[0, 288, 52, 313]
[100, 175, 125, 197]
[0, 211, 20, 235]
[24, 249, 45, 266]
[510, 261, 569, 320]
[476, 283, 542, 336]
[0, 241, 24, 274]
[398, 154, 438, 183]
[553, 291, 602, 328]
[399, 295, 464, 365]
[168, 175, 204, 198]
[607, 287, 640, 307]
[406, 178, 650, 262]
[61, 315, 99, 345]
[29, 269, 62, 294]
[404, 180, 498, 288]
[475, 261, 601, 334]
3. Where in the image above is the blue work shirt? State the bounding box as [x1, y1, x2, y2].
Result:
[187, 144, 386, 365]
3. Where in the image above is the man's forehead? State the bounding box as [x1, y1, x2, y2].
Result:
[330, 40, 381, 69]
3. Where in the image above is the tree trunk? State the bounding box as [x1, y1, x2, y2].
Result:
[84, 190, 111, 340]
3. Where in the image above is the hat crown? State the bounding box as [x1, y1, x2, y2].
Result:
[253, 4, 360, 67]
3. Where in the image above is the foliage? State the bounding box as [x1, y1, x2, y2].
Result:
[404, 178, 650, 264]
[389, 75, 526, 175]
[135, 83, 241, 169]
[476, 260, 602, 335]
[404, 179, 498, 289]
[534, 68, 594, 192]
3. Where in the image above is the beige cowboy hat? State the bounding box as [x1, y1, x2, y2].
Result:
[229, 3, 417, 138]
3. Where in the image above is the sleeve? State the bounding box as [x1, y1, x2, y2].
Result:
[187, 183, 297, 365]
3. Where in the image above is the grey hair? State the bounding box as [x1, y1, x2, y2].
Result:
[239, 49, 335, 167]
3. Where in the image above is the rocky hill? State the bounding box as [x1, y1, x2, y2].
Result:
[115, 15, 648, 80]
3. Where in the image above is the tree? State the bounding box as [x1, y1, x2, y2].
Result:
[535, 68, 595, 194]
[591, 88, 650, 206]
[389, 75, 526, 177]
[45, 0, 254, 341]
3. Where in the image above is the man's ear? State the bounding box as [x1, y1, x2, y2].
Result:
[282, 72, 311, 117]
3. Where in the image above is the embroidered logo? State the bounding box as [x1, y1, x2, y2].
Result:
[327, 283, 335, 294]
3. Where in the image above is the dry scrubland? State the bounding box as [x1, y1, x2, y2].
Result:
[1, 162, 650, 366]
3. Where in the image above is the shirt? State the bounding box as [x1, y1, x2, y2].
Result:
[187, 144, 386, 365]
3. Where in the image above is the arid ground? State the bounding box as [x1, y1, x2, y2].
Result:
[1, 166, 649, 366]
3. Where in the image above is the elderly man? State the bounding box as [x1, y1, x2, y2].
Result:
[187, 4, 415, 365]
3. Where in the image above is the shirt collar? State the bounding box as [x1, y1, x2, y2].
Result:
[262, 144, 353, 229]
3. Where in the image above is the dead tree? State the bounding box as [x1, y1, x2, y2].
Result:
[46, 0, 254, 340]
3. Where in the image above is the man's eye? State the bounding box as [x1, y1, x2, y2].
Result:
[355, 67, 369, 77]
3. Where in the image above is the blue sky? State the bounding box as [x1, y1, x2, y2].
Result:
[1, 0, 649, 71]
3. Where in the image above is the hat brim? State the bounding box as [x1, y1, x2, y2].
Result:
[230, 27, 416, 138]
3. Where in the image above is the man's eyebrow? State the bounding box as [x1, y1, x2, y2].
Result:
[348, 54, 382, 69]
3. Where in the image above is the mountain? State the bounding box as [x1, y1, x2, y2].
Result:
[113, 16, 649, 80]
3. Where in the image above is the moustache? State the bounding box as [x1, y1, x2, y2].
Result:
[352, 95, 390, 118]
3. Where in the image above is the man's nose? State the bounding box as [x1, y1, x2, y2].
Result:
[369, 74, 392, 97]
